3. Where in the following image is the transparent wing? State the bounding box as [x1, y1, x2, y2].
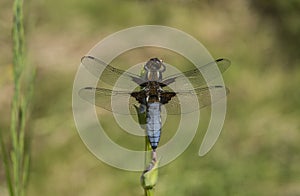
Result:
[79, 86, 229, 115]
[79, 87, 140, 115]
[162, 58, 230, 90]
[81, 56, 146, 89]
[163, 85, 229, 115]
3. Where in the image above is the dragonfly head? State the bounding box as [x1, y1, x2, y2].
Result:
[144, 58, 166, 72]
[144, 58, 166, 81]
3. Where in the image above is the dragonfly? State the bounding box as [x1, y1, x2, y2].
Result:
[79, 56, 230, 151]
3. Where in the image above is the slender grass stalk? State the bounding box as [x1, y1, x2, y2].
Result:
[0, 0, 34, 195]
[0, 130, 14, 195]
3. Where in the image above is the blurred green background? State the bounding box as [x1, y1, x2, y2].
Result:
[1, 0, 300, 195]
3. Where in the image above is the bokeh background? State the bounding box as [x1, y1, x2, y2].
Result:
[1, 0, 300, 195]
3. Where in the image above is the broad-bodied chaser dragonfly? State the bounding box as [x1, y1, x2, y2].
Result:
[79, 56, 230, 150]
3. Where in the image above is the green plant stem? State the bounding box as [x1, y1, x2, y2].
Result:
[1, 0, 33, 195]
[12, 0, 24, 193]
[145, 189, 154, 196]
[135, 106, 157, 196]
[0, 130, 14, 196]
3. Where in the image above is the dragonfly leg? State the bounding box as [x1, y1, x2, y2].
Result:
[139, 104, 147, 113]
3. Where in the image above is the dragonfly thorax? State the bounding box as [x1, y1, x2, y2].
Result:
[145, 81, 163, 103]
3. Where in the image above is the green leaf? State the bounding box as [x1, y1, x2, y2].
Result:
[140, 159, 159, 190]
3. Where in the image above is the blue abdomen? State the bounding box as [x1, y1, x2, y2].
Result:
[146, 102, 161, 150]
